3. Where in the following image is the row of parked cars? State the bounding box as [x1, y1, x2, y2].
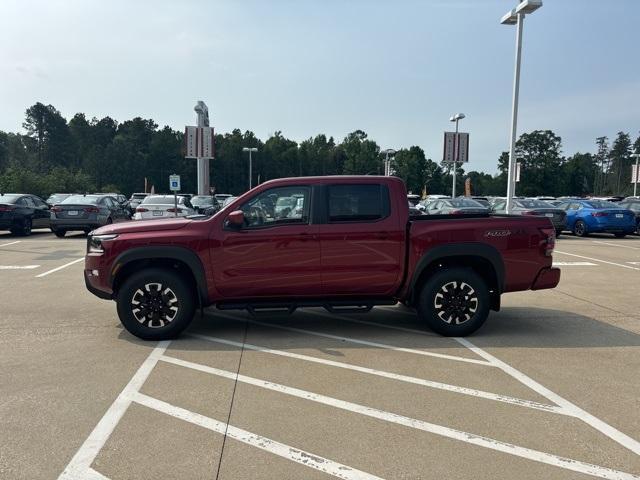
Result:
[408, 194, 640, 237]
[0, 191, 237, 237]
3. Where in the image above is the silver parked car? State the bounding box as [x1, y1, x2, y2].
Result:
[50, 194, 129, 237]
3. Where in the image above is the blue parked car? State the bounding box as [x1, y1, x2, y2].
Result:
[556, 199, 636, 237]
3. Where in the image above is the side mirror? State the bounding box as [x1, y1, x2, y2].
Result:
[227, 210, 244, 228]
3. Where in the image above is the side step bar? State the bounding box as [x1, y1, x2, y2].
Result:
[216, 298, 397, 317]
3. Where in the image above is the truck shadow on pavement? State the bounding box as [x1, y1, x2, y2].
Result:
[141, 306, 640, 353]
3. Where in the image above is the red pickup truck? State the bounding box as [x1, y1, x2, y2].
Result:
[84, 176, 560, 340]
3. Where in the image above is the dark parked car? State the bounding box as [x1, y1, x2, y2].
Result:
[50, 194, 129, 237]
[0, 193, 51, 235]
[491, 198, 567, 236]
[617, 198, 640, 234]
[46, 193, 73, 205]
[190, 195, 221, 215]
[424, 198, 489, 215]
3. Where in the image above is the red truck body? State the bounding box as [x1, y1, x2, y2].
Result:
[84, 176, 560, 338]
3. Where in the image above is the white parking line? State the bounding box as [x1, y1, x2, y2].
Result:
[553, 261, 597, 266]
[628, 262, 640, 265]
[0, 265, 40, 269]
[592, 241, 640, 250]
[58, 342, 170, 480]
[455, 337, 640, 457]
[219, 312, 493, 367]
[332, 310, 640, 457]
[133, 392, 384, 480]
[0, 240, 21, 247]
[159, 355, 639, 480]
[189, 333, 566, 415]
[554, 251, 640, 271]
[35, 257, 84, 278]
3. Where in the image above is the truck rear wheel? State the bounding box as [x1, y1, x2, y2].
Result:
[417, 268, 490, 336]
[116, 268, 196, 340]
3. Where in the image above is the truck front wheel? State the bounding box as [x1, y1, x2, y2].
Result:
[417, 268, 490, 336]
[116, 268, 196, 340]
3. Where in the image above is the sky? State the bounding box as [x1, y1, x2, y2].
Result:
[1, 0, 639, 174]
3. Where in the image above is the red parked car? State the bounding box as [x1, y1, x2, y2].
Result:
[84, 176, 560, 340]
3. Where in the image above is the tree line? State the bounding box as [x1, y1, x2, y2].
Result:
[0, 103, 638, 199]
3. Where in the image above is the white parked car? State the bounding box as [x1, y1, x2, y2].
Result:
[132, 195, 196, 220]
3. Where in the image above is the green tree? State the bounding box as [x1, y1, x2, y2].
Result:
[340, 130, 380, 175]
[562, 153, 596, 196]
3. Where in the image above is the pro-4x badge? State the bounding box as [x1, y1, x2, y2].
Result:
[484, 230, 511, 237]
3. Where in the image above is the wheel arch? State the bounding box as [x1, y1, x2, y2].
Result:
[110, 246, 208, 306]
[408, 243, 504, 311]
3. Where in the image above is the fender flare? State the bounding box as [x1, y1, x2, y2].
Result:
[408, 242, 505, 297]
[109, 246, 208, 304]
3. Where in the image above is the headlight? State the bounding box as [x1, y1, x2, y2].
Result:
[88, 234, 118, 253]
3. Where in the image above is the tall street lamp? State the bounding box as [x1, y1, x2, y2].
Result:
[382, 149, 396, 176]
[501, 0, 542, 213]
[242, 147, 258, 190]
[449, 113, 465, 198]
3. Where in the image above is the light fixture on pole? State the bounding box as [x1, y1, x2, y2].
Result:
[449, 113, 465, 198]
[501, 0, 542, 213]
[242, 147, 258, 190]
[382, 149, 396, 176]
[631, 152, 640, 197]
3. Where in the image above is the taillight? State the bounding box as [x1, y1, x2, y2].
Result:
[50, 206, 62, 213]
[522, 210, 538, 216]
[449, 209, 462, 214]
[84, 206, 100, 213]
[167, 208, 183, 213]
[539, 227, 556, 257]
[136, 207, 149, 212]
[591, 211, 607, 217]
[0, 204, 15, 212]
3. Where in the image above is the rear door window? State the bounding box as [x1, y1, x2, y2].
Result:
[328, 184, 389, 222]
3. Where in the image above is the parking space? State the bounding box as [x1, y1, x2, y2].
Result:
[1, 232, 639, 479]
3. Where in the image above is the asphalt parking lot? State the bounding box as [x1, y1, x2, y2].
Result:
[1, 230, 639, 480]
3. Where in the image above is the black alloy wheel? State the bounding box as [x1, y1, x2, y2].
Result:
[417, 267, 490, 336]
[574, 220, 588, 237]
[116, 268, 196, 340]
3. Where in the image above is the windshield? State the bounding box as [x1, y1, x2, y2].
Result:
[450, 198, 485, 207]
[61, 195, 99, 204]
[46, 194, 70, 204]
[191, 196, 214, 206]
[517, 199, 554, 208]
[141, 196, 185, 205]
[584, 200, 620, 209]
[275, 197, 297, 208]
[0, 194, 21, 203]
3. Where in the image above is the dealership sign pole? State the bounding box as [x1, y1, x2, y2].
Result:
[632, 153, 640, 197]
[185, 101, 215, 196]
[443, 129, 469, 197]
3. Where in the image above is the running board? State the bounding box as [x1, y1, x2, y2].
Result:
[216, 298, 397, 317]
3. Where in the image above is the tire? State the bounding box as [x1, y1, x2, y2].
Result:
[417, 267, 490, 337]
[116, 268, 196, 340]
[21, 218, 32, 236]
[106, 217, 113, 225]
[52, 229, 66, 238]
[573, 220, 588, 237]
[11, 218, 32, 236]
[555, 229, 562, 238]
[614, 233, 626, 238]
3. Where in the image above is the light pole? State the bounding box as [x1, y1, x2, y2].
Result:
[242, 147, 258, 190]
[449, 113, 465, 198]
[382, 149, 396, 176]
[632, 152, 640, 197]
[501, 0, 542, 213]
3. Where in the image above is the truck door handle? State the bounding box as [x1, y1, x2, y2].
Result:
[298, 233, 314, 242]
[376, 231, 389, 239]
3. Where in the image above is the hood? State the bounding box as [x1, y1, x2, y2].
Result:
[92, 217, 192, 235]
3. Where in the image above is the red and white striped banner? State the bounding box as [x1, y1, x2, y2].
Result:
[185, 126, 215, 159]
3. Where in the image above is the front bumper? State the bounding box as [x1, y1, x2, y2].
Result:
[84, 253, 113, 300]
[84, 270, 113, 299]
[531, 267, 561, 290]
